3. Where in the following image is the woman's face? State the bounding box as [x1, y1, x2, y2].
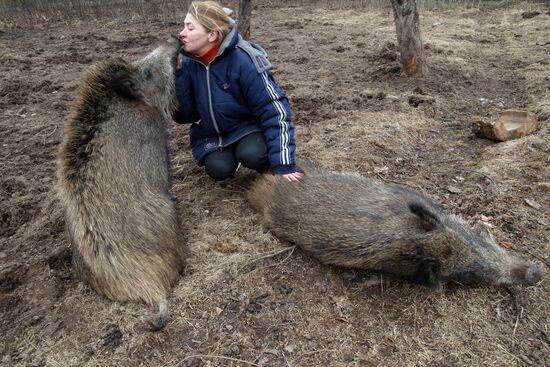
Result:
[179, 13, 216, 55]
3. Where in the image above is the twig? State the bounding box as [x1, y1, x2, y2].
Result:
[237, 247, 296, 278]
[495, 343, 522, 363]
[175, 354, 260, 367]
[218, 187, 245, 194]
[512, 306, 524, 338]
[464, 169, 501, 197]
[282, 351, 292, 367]
[238, 246, 295, 272]
[25, 338, 63, 367]
[523, 248, 550, 269]
[41, 125, 58, 145]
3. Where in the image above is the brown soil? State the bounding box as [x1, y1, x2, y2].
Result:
[1, 2, 549, 367]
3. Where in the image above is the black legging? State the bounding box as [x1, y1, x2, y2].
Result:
[204, 132, 269, 181]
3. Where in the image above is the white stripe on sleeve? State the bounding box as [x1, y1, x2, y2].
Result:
[261, 72, 290, 165]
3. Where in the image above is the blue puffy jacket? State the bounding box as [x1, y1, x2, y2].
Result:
[173, 26, 296, 175]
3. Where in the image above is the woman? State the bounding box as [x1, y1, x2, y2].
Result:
[174, 1, 302, 182]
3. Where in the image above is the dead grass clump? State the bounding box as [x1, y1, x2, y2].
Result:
[263, 0, 546, 11]
[0, 0, 190, 27]
[301, 110, 438, 174]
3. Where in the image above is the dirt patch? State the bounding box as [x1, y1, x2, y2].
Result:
[0, 2, 548, 366]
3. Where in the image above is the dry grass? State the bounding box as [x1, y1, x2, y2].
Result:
[1, 0, 546, 27]
[1, 0, 549, 366]
[0, 0, 190, 26]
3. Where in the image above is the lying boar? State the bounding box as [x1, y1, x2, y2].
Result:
[248, 162, 542, 290]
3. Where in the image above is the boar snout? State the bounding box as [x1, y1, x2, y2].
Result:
[507, 262, 543, 286]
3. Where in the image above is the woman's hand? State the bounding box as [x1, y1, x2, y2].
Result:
[280, 172, 303, 182]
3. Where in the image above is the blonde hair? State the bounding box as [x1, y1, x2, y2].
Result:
[188, 1, 231, 40]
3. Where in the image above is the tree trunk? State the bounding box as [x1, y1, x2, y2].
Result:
[238, 0, 252, 40]
[390, 0, 424, 76]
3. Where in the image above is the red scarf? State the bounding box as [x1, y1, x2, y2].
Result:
[197, 42, 221, 66]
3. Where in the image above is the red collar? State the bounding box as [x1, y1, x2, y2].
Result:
[196, 42, 221, 66]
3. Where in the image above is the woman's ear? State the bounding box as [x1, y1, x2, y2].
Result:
[208, 31, 220, 43]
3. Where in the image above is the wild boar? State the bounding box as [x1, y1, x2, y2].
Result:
[248, 162, 542, 290]
[58, 36, 185, 330]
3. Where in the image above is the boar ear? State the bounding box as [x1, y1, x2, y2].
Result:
[413, 259, 442, 292]
[409, 203, 440, 231]
[110, 70, 141, 100]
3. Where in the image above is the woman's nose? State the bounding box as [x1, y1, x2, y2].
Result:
[179, 29, 186, 39]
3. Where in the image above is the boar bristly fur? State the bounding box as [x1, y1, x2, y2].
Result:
[58, 37, 185, 330]
[248, 162, 542, 290]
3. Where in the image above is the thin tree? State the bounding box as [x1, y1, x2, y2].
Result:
[237, 0, 252, 40]
[390, 0, 424, 76]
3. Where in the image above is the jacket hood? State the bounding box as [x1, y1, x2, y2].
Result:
[217, 21, 239, 57]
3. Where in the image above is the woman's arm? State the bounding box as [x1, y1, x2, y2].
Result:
[241, 64, 297, 175]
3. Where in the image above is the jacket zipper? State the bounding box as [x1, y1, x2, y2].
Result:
[205, 65, 223, 147]
[186, 50, 225, 148]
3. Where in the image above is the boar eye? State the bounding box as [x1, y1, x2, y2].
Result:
[144, 68, 153, 79]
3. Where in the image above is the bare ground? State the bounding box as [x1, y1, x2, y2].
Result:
[1, 2, 549, 366]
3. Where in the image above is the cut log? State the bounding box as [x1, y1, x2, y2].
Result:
[472, 110, 538, 141]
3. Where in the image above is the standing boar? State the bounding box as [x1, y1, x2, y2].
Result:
[57, 36, 185, 330]
[248, 162, 542, 290]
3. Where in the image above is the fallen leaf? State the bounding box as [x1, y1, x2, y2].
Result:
[500, 241, 514, 249]
[447, 185, 461, 194]
[480, 215, 492, 222]
[524, 198, 542, 210]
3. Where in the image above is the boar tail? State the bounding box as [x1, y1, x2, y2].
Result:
[148, 298, 169, 331]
